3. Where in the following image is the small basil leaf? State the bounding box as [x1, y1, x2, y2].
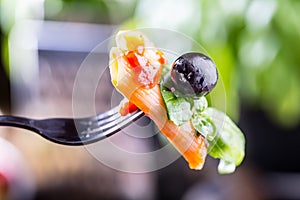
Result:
[160, 85, 192, 126]
[192, 113, 216, 141]
[193, 107, 245, 174]
[193, 96, 208, 112]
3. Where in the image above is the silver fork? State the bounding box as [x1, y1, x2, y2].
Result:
[0, 107, 144, 145]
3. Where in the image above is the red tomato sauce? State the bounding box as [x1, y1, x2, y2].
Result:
[123, 47, 167, 89]
[120, 47, 167, 116]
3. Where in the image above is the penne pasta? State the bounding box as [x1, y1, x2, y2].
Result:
[109, 31, 207, 169]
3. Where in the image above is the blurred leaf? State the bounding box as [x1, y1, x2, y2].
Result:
[45, 0, 110, 23]
[205, 44, 239, 121]
[46, 0, 300, 127]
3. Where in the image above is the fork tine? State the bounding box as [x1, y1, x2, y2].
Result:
[90, 106, 120, 121]
[79, 110, 144, 141]
[78, 106, 120, 125]
[91, 112, 122, 127]
[79, 112, 122, 129]
[101, 110, 144, 138]
[105, 110, 144, 134]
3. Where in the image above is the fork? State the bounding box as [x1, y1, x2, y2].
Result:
[0, 107, 144, 145]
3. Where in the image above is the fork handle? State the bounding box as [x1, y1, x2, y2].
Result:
[0, 116, 39, 133]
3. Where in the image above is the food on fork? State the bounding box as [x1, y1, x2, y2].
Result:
[109, 30, 245, 174]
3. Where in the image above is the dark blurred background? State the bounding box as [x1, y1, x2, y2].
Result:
[1, 0, 300, 199]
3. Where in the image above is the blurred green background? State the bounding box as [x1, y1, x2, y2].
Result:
[1, 0, 300, 200]
[127, 0, 300, 128]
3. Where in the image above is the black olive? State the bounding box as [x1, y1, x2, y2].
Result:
[170, 52, 218, 97]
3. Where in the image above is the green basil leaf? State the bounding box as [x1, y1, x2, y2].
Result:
[192, 107, 245, 174]
[193, 96, 208, 112]
[160, 71, 245, 174]
[206, 108, 245, 174]
[160, 85, 192, 126]
[192, 113, 216, 141]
